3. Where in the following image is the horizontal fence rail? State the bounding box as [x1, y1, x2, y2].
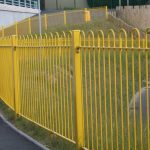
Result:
[0, 7, 107, 36]
[0, 28, 150, 150]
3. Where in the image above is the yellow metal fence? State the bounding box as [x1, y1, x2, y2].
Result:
[0, 28, 150, 150]
[0, 7, 107, 36]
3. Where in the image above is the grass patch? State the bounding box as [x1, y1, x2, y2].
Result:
[43, 18, 131, 35]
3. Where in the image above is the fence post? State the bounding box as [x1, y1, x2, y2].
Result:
[44, 14, 48, 30]
[15, 22, 18, 35]
[12, 35, 20, 115]
[64, 11, 67, 25]
[28, 18, 32, 34]
[72, 30, 84, 150]
[105, 6, 108, 19]
[84, 8, 91, 22]
[2, 26, 4, 37]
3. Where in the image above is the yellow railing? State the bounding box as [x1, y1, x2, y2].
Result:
[0, 7, 107, 36]
[0, 28, 150, 150]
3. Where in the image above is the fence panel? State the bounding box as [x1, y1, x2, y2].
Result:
[89, 7, 107, 21]
[80, 29, 150, 150]
[66, 10, 85, 25]
[4, 25, 16, 36]
[15, 33, 76, 143]
[0, 28, 149, 150]
[0, 7, 108, 36]
[30, 17, 39, 34]
[18, 20, 30, 35]
[47, 12, 65, 28]
[0, 37, 15, 110]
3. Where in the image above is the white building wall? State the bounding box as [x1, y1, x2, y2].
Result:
[0, 4, 38, 27]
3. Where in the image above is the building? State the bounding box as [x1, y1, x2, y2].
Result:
[44, 0, 88, 10]
[0, 0, 39, 27]
[0, 0, 38, 9]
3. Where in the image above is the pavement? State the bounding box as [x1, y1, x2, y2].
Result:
[0, 117, 45, 150]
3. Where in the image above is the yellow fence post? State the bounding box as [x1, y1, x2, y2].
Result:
[15, 22, 18, 35]
[12, 35, 20, 115]
[72, 30, 84, 150]
[44, 14, 48, 30]
[28, 18, 32, 34]
[105, 6, 108, 19]
[64, 11, 67, 25]
[84, 8, 91, 22]
[2, 26, 4, 37]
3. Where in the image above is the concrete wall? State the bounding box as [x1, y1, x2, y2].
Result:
[0, 4, 38, 27]
[45, 0, 88, 10]
[116, 6, 150, 30]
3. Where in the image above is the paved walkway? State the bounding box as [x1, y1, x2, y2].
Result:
[0, 117, 44, 150]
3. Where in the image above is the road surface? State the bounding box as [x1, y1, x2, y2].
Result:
[0, 117, 44, 150]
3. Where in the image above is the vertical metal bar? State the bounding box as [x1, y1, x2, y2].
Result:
[83, 38, 89, 149]
[15, 22, 18, 35]
[64, 11, 67, 25]
[124, 34, 130, 150]
[145, 29, 149, 150]
[93, 42, 98, 150]
[2, 26, 4, 37]
[119, 38, 124, 150]
[72, 30, 84, 150]
[84, 9, 91, 23]
[108, 33, 113, 150]
[68, 32, 74, 140]
[28, 18, 31, 34]
[105, 6, 108, 19]
[55, 34, 60, 133]
[58, 36, 63, 134]
[138, 39, 143, 150]
[146, 54, 149, 147]
[38, 0, 42, 35]
[98, 39, 103, 150]
[44, 14, 48, 31]
[12, 35, 20, 115]
[65, 40, 69, 138]
[88, 34, 94, 150]
[62, 39, 66, 136]
[103, 44, 108, 150]
[114, 44, 118, 150]
[50, 35, 54, 130]
[131, 38, 136, 150]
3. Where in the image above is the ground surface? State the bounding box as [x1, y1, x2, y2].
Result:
[0, 117, 43, 150]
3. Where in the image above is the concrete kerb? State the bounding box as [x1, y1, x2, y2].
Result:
[0, 113, 49, 150]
